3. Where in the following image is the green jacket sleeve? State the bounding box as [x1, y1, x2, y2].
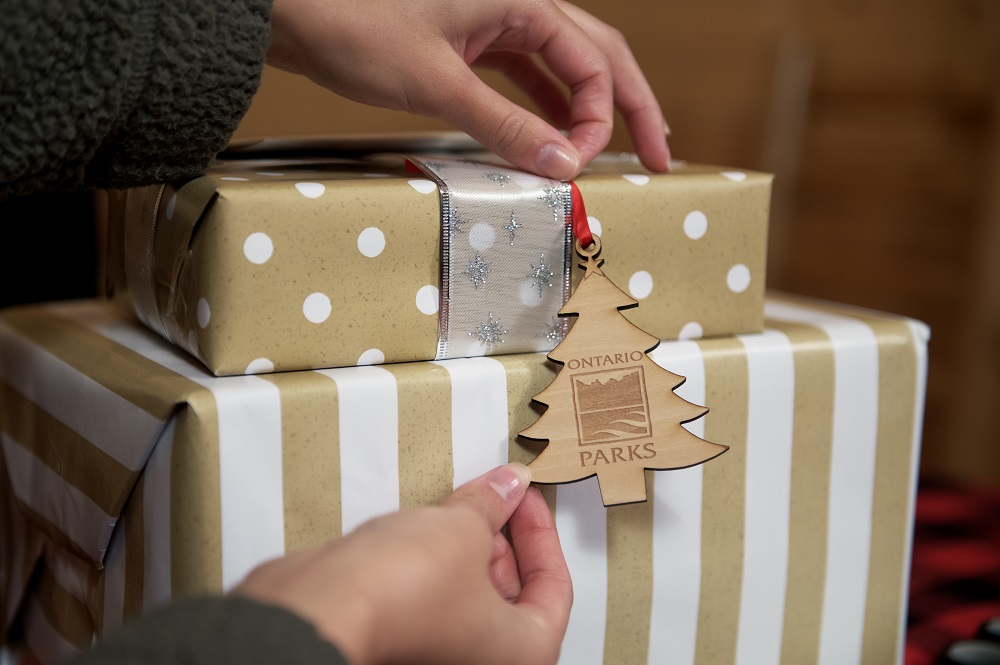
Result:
[67, 596, 350, 665]
[0, 0, 271, 201]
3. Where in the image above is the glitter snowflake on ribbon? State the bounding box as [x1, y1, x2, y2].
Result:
[469, 313, 507, 349]
[502, 211, 523, 246]
[466, 253, 490, 288]
[486, 171, 511, 187]
[423, 160, 448, 171]
[538, 186, 565, 222]
[448, 208, 469, 237]
[526, 254, 555, 298]
[540, 317, 564, 344]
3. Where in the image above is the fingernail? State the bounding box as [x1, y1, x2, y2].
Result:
[536, 144, 579, 180]
[489, 463, 531, 501]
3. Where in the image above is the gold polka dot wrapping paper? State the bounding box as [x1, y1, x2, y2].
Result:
[105, 149, 773, 376]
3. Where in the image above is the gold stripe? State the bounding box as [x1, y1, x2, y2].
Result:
[695, 336, 749, 665]
[170, 391, 223, 595]
[0, 381, 133, 517]
[767, 321, 835, 664]
[499, 354, 560, 511]
[35, 563, 95, 649]
[0, 305, 225, 596]
[13, 498, 94, 564]
[123, 475, 145, 620]
[603, 482, 655, 665]
[384, 363, 453, 508]
[267, 372, 343, 551]
[2, 307, 178, 419]
[853, 318, 919, 665]
[0, 447, 10, 584]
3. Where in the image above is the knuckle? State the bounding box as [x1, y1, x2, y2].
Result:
[607, 26, 628, 49]
[490, 112, 531, 155]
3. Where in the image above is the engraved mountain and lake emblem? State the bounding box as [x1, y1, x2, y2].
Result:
[573, 366, 651, 444]
[519, 236, 729, 506]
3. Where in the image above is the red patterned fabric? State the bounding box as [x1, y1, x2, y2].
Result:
[906, 481, 1000, 664]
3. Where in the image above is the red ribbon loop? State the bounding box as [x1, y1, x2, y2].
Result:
[569, 182, 593, 249]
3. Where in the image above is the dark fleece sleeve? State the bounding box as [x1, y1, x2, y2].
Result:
[66, 596, 350, 665]
[0, 0, 270, 201]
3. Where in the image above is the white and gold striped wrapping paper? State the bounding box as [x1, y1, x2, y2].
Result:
[0, 294, 927, 665]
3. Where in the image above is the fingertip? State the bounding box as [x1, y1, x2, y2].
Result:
[638, 131, 671, 174]
[535, 143, 581, 181]
[488, 463, 532, 502]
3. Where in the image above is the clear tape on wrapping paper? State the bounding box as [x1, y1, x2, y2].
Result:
[410, 157, 573, 359]
[121, 178, 219, 358]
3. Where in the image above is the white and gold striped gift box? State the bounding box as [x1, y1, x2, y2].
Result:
[0, 294, 927, 665]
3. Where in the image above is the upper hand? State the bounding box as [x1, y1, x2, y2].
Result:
[266, 0, 669, 180]
[234, 464, 573, 665]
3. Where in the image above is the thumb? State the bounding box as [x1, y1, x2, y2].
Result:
[429, 65, 581, 180]
[443, 463, 533, 534]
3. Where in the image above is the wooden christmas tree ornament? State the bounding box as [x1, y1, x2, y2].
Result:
[520, 234, 729, 506]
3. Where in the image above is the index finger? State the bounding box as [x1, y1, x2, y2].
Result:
[509, 486, 573, 626]
[488, 1, 614, 167]
[554, 0, 669, 172]
[535, 19, 614, 167]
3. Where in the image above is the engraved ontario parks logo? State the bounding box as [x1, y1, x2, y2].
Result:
[571, 360, 651, 446]
[519, 233, 729, 505]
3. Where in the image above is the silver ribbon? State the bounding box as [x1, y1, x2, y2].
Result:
[411, 157, 572, 360]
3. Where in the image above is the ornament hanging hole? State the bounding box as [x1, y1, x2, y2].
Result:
[575, 234, 602, 260]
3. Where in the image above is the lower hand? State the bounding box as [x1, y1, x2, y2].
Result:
[234, 463, 573, 665]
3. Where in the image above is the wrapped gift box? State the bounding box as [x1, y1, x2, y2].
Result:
[105, 138, 772, 376]
[0, 294, 927, 665]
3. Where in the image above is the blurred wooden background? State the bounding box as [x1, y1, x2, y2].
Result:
[234, 0, 1000, 485]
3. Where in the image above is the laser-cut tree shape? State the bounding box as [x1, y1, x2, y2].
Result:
[520, 239, 729, 506]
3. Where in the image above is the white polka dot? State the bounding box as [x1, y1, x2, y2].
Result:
[628, 271, 654, 299]
[684, 211, 708, 240]
[510, 171, 545, 189]
[623, 174, 650, 186]
[469, 223, 496, 251]
[245, 358, 275, 374]
[303, 292, 332, 323]
[415, 285, 439, 315]
[357, 227, 386, 258]
[679, 322, 704, 340]
[243, 232, 274, 264]
[221, 176, 249, 182]
[587, 216, 603, 237]
[721, 171, 747, 182]
[727, 264, 752, 293]
[408, 179, 437, 194]
[295, 182, 325, 199]
[519, 281, 545, 307]
[357, 349, 385, 366]
[197, 298, 211, 328]
[670, 160, 688, 170]
[256, 171, 284, 177]
[165, 194, 177, 220]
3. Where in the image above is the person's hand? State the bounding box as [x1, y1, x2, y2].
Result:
[265, 0, 669, 180]
[234, 463, 572, 665]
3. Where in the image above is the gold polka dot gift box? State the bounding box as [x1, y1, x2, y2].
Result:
[104, 136, 772, 376]
[0, 294, 927, 664]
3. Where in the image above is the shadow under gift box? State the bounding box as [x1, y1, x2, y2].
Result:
[0, 293, 927, 665]
[104, 146, 772, 376]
